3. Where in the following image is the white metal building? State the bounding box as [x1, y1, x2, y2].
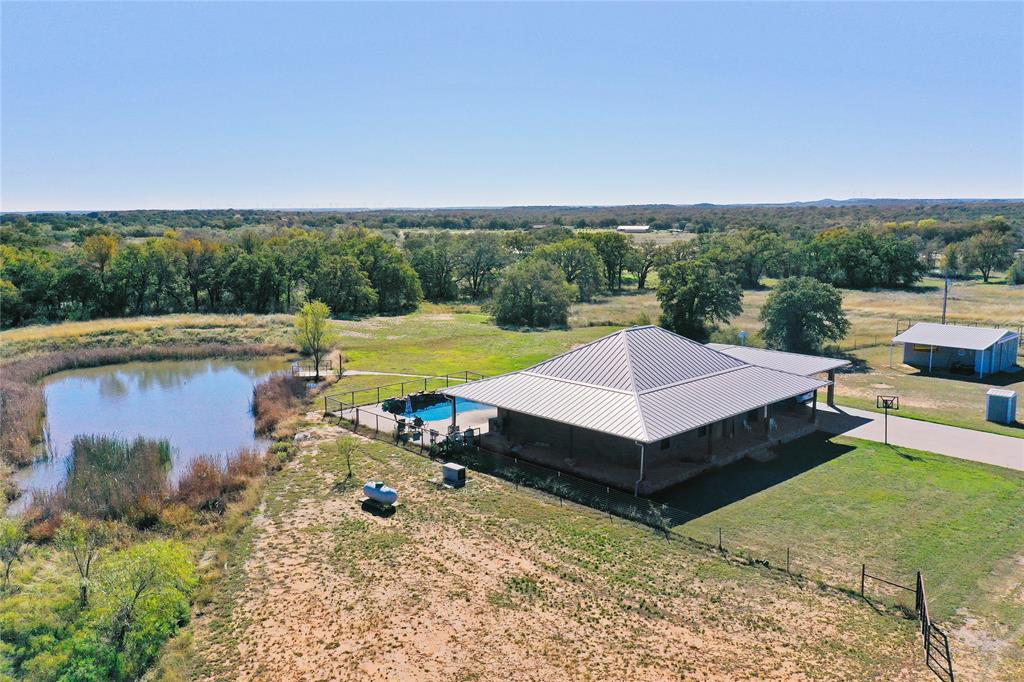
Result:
[891, 323, 1020, 377]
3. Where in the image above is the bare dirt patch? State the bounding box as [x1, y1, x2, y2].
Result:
[190, 430, 931, 682]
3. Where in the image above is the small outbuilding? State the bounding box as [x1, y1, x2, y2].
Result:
[616, 225, 650, 233]
[891, 323, 1020, 378]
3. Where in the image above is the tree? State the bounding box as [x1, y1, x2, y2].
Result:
[55, 514, 112, 607]
[405, 231, 459, 302]
[455, 232, 508, 298]
[0, 518, 26, 591]
[82, 234, 118, 289]
[631, 241, 659, 290]
[656, 259, 743, 341]
[95, 540, 197, 676]
[584, 231, 635, 290]
[531, 238, 604, 301]
[492, 260, 576, 328]
[942, 242, 964, 279]
[294, 300, 337, 381]
[759, 277, 850, 353]
[963, 231, 1014, 282]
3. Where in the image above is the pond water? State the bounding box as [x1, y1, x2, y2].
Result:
[10, 357, 288, 513]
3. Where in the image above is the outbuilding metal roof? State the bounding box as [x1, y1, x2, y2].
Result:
[892, 323, 1019, 351]
[706, 344, 850, 376]
[442, 326, 828, 443]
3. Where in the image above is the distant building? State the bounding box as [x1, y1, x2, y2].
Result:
[616, 225, 650, 233]
[891, 322, 1020, 377]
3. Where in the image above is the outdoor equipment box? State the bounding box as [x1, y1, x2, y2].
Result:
[985, 388, 1017, 425]
[443, 462, 466, 487]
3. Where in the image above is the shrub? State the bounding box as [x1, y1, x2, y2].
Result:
[251, 374, 307, 434]
[174, 449, 270, 512]
[1009, 254, 1024, 285]
[174, 456, 224, 512]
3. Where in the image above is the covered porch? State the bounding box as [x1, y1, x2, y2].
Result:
[481, 395, 820, 495]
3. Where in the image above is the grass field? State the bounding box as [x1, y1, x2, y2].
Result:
[184, 423, 936, 682]
[182, 421, 1022, 681]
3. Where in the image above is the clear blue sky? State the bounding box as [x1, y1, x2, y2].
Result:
[2, 1, 1021, 211]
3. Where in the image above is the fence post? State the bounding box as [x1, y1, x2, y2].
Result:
[377, 387, 380, 403]
[786, 547, 790, 574]
[323, 396, 328, 415]
[424, 377, 428, 391]
[354, 407, 360, 428]
[718, 528, 723, 552]
[915, 570, 922, 615]
[350, 390, 355, 407]
[375, 414, 379, 434]
[861, 564, 866, 597]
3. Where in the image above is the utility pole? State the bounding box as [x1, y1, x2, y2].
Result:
[941, 277, 949, 324]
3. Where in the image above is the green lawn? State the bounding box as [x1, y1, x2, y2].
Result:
[834, 344, 1024, 438]
[658, 435, 1024, 627]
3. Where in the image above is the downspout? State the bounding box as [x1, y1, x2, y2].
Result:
[928, 345, 934, 373]
[634, 442, 645, 497]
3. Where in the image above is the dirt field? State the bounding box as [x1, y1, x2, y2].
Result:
[186, 420, 934, 682]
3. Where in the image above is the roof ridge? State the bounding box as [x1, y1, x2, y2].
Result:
[618, 328, 648, 440]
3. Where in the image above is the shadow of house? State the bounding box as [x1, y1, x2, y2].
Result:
[650, 433, 856, 518]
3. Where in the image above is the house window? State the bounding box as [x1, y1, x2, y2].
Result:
[660, 437, 670, 450]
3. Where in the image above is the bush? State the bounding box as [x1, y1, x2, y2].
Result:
[251, 373, 307, 434]
[1009, 254, 1024, 285]
[174, 449, 270, 512]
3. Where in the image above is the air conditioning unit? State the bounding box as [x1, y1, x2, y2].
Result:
[443, 462, 466, 488]
[986, 388, 1017, 425]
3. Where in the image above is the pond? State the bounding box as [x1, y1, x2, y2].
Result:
[10, 356, 289, 513]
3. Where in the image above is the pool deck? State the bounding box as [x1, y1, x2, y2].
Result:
[340, 401, 497, 438]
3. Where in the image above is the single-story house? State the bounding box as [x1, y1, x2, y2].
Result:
[891, 322, 1020, 377]
[616, 225, 650, 233]
[441, 326, 836, 494]
[706, 343, 850, 405]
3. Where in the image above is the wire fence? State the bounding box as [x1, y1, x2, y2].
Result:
[326, 379, 960, 681]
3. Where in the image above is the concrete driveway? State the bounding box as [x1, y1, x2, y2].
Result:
[818, 404, 1023, 472]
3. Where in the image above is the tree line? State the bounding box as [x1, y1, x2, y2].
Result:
[1, 220, 1019, 331]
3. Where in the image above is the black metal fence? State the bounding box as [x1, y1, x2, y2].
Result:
[324, 370, 485, 412]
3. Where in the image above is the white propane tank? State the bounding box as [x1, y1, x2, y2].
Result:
[363, 481, 398, 506]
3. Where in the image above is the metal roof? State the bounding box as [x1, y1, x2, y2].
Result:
[707, 344, 850, 376]
[442, 326, 829, 443]
[892, 323, 1018, 351]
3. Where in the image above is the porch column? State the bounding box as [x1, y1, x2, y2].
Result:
[811, 389, 818, 423]
[763, 405, 770, 434]
[826, 369, 835, 406]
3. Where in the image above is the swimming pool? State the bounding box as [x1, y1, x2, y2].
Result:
[405, 397, 493, 422]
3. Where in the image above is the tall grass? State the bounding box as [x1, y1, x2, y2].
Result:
[0, 344, 280, 466]
[31, 434, 171, 523]
[251, 374, 308, 435]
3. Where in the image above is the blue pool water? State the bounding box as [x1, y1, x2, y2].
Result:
[406, 397, 493, 421]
